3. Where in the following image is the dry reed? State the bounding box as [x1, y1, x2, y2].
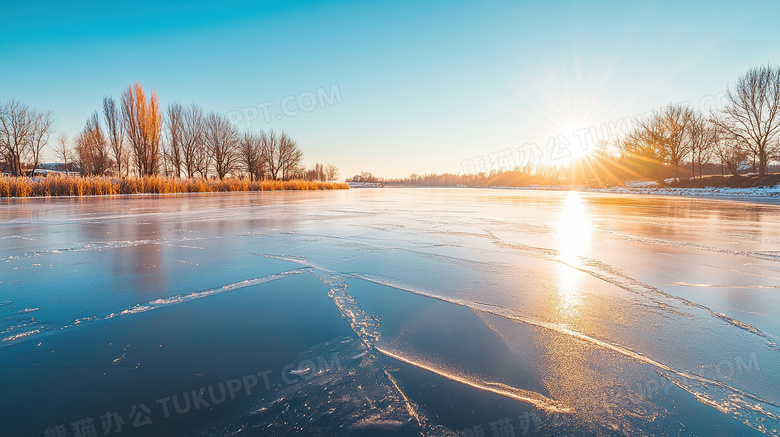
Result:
[0, 175, 349, 198]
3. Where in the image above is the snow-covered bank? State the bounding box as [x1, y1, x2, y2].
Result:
[590, 185, 780, 197]
[589, 179, 780, 198]
[346, 182, 384, 188]
[481, 181, 780, 202]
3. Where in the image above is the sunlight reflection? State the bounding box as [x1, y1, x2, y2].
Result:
[554, 192, 592, 318]
[538, 193, 629, 425]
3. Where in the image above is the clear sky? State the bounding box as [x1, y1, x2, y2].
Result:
[2, 0, 780, 179]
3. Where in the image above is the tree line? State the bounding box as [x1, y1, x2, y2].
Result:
[618, 64, 780, 181]
[381, 67, 780, 188]
[2, 82, 339, 181]
[368, 65, 780, 188]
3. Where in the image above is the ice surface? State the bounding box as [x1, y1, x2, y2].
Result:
[1, 189, 779, 436]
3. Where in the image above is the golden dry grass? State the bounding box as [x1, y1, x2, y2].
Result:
[0, 175, 349, 198]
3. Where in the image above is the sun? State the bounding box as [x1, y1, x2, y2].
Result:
[551, 123, 595, 166]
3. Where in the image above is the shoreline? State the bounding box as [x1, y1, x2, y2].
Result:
[476, 184, 780, 204]
[0, 188, 350, 201]
[4, 182, 779, 205]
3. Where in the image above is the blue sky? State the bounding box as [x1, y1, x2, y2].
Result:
[2, 0, 780, 178]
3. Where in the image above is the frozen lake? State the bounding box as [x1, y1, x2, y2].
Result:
[1, 188, 779, 436]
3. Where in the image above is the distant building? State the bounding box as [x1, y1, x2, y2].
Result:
[26, 169, 66, 177]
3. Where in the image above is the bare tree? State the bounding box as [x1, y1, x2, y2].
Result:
[121, 82, 162, 176]
[181, 104, 206, 178]
[657, 103, 694, 177]
[617, 114, 667, 180]
[713, 136, 747, 177]
[278, 132, 303, 180]
[29, 110, 54, 171]
[204, 112, 239, 179]
[324, 164, 340, 181]
[238, 132, 265, 180]
[688, 113, 716, 178]
[714, 65, 780, 179]
[54, 132, 74, 175]
[0, 100, 30, 175]
[103, 96, 125, 176]
[75, 112, 111, 176]
[193, 142, 210, 178]
[164, 103, 184, 178]
[262, 130, 281, 180]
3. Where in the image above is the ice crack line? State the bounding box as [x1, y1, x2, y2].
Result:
[346, 272, 780, 436]
[485, 234, 779, 351]
[1, 269, 305, 347]
[310, 269, 571, 414]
